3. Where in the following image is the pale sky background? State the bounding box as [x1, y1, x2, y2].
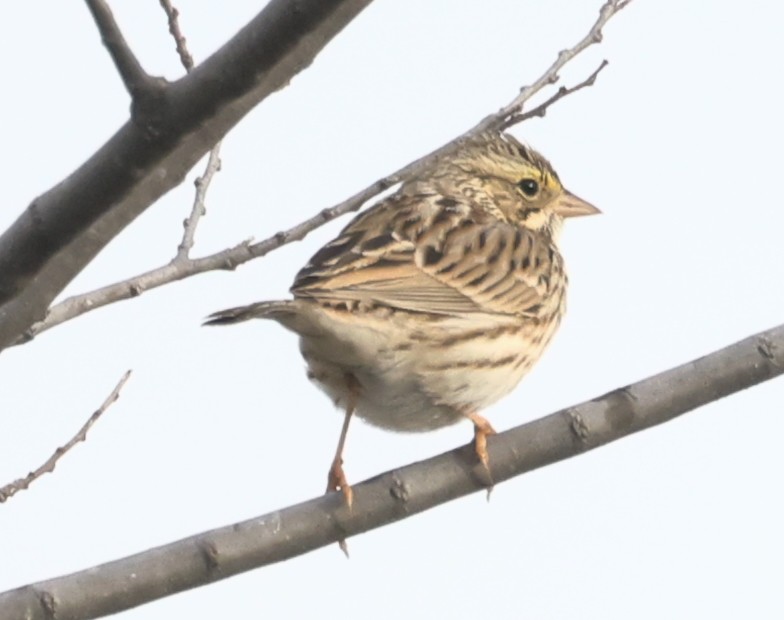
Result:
[1, 1, 783, 618]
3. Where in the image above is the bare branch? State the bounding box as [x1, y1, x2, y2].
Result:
[156, 0, 223, 262]
[1, 324, 781, 618]
[15, 0, 631, 345]
[159, 0, 195, 72]
[175, 145, 222, 261]
[84, 0, 160, 100]
[0, 0, 374, 352]
[0, 371, 132, 504]
[500, 60, 609, 129]
[484, 0, 628, 128]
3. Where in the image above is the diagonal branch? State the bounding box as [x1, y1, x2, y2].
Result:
[1, 323, 782, 619]
[84, 0, 161, 101]
[15, 0, 632, 345]
[157, 0, 223, 263]
[0, 371, 132, 503]
[0, 0, 374, 353]
[175, 144, 222, 262]
[500, 59, 609, 129]
[159, 0, 195, 72]
[484, 1, 626, 128]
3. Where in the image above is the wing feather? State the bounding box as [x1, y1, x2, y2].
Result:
[291, 194, 557, 317]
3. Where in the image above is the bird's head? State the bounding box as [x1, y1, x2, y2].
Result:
[434, 132, 600, 233]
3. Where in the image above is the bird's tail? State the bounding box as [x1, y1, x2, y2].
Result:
[203, 300, 294, 326]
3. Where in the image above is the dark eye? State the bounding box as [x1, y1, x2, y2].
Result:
[518, 179, 539, 197]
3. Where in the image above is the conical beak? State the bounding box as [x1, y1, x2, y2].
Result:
[553, 190, 601, 218]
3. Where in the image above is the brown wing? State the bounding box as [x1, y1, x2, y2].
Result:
[291, 193, 555, 317]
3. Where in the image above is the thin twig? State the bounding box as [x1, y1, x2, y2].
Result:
[158, 0, 223, 263]
[84, 0, 158, 99]
[17, 0, 631, 344]
[500, 60, 609, 129]
[159, 0, 194, 71]
[175, 145, 222, 261]
[481, 1, 627, 130]
[0, 371, 132, 503]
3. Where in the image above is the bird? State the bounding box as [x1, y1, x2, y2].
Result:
[205, 132, 599, 507]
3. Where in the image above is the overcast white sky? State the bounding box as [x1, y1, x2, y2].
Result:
[1, 1, 783, 618]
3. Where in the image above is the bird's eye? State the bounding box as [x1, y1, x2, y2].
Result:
[518, 179, 539, 197]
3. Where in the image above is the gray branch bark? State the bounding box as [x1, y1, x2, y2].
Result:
[0, 0, 372, 352]
[1, 323, 781, 620]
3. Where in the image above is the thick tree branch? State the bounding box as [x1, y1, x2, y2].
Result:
[0, 0, 373, 352]
[1, 324, 782, 619]
[0, 371, 131, 503]
[16, 0, 631, 345]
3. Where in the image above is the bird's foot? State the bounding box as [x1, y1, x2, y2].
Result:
[465, 411, 497, 495]
[326, 456, 354, 509]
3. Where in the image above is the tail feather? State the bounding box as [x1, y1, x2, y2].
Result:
[203, 300, 293, 326]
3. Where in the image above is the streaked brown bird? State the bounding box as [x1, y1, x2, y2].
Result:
[205, 132, 599, 505]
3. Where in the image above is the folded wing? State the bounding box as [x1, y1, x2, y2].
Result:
[291, 195, 555, 318]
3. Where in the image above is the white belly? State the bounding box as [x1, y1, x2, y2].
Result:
[297, 306, 557, 432]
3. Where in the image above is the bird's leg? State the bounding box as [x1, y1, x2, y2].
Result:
[326, 405, 354, 508]
[326, 373, 359, 509]
[464, 411, 497, 477]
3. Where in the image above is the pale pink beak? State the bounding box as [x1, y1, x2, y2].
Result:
[554, 190, 601, 218]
